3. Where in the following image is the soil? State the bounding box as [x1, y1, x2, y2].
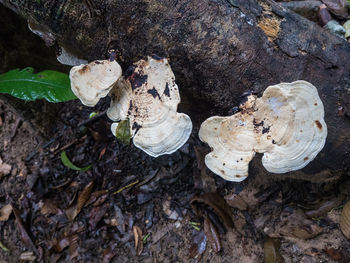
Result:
[1, 3, 350, 263]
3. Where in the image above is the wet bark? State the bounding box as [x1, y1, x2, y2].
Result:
[1, 0, 349, 180]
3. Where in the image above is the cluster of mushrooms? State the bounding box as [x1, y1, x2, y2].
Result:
[70, 57, 327, 182]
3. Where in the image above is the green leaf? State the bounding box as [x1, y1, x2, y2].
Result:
[0, 240, 9, 252]
[115, 119, 131, 145]
[60, 151, 91, 171]
[0, 67, 77, 102]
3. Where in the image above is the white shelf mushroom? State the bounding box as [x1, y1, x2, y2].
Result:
[199, 81, 327, 182]
[108, 56, 192, 157]
[70, 59, 122, 107]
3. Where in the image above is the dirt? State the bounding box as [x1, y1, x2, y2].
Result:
[1, 92, 350, 263]
[1, 3, 350, 263]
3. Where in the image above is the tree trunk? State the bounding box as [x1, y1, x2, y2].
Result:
[1, 0, 349, 180]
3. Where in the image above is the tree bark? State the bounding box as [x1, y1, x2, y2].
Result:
[1, 0, 349, 180]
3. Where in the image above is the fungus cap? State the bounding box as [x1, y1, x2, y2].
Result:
[70, 60, 122, 107]
[199, 80, 327, 182]
[108, 56, 192, 157]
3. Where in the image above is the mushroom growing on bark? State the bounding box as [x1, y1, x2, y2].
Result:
[108, 56, 192, 157]
[70, 59, 122, 106]
[199, 81, 327, 182]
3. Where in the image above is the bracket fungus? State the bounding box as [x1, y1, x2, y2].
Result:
[199, 81, 327, 182]
[108, 56, 192, 157]
[70, 59, 122, 107]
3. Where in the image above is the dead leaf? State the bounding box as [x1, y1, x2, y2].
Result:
[66, 181, 94, 221]
[103, 247, 115, 263]
[85, 189, 108, 207]
[325, 247, 350, 262]
[305, 195, 345, 218]
[189, 231, 207, 261]
[340, 200, 350, 239]
[151, 224, 175, 244]
[133, 225, 143, 256]
[162, 200, 180, 220]
[53, 237, 70, 252]
[325, 248, 342, 261]
[224, 193, 248, 210]
[76, 181, 94, 210]
[39, 200, 61, 215]
[89, 205, 107, 230]
[0, 204, 12, 221]
[267, 208, 322, 239]
[19, 251, 36, 261]
[203, 215, 221, 253]
[0, 158, 11, 177]
[264, 238, 284, 263]
[321, 0, 348, 18]
[98, 147, 107, 160]
[194, 146, 216, 192]
[12, 205, 35, 250]
[191, 193, 234, 231]
[69, 234, 79, 260]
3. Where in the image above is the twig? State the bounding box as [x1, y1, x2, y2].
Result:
[77, 110, 107, 127]
[9, 118, 21, 142]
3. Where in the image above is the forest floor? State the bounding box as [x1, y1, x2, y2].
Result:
[1, 2, 350, 263]
[0, 90, 350, 263]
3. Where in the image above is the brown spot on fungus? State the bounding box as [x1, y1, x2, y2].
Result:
[304, 157, 309, 161]
[315, 120, 322, 130]
[80, 65, 90, 73]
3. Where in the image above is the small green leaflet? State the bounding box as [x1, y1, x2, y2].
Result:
[0, 67, 77, 103]
[348, 0, 350, 9]
[60, 151, 91, 171]
[115, 119, 131, 145]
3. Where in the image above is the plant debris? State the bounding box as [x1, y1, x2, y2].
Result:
[203, 215, 221, 253]
[0, 157, 11, 177]
[340, 200, 350, 239]
[60, 151, 92, 171]
[65, 181, 94, 221]
[133, 225, 143, 256]
[191, 193, 234, 231]
[0, 204, 12, 221]
[264, 238, 284, 263]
